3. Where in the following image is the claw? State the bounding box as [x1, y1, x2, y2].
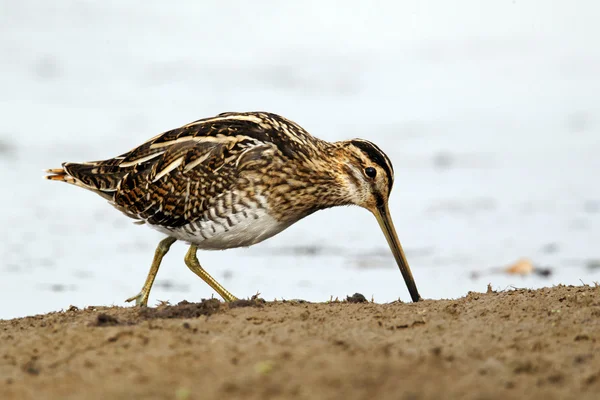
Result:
[125, 292, 147, 307]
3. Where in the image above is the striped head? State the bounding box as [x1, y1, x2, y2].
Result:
[337, 139, 395, 211]
[335, 138, 421, 303]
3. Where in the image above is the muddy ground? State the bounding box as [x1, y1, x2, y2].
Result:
[1, 285, 599, 400]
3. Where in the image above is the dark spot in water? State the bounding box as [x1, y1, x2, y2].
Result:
[541, 243, 559, 254]
[586, 260, 600, 271]
[0, 137, 16, 159]
[48, 284, 76, 292]
[432, 152, 454, 170]
[5, 264, 20, 272]
[222, 269, 233, 280]
[569, 218, 589, 231]
[295, 245, 319, 255]
[33, 55, 61, 81]
[155, 280, 174, 290]
[584, 200, 600, 214]
[154, 280, 189, 292]
[534, 267, 553, 277]
[566, 112, 591, 134]
[266, 244, 344, 257]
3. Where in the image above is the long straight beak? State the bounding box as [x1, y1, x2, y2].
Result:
[373, 203, 421, 302]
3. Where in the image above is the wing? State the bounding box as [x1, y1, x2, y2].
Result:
[115, 137, 278, 227]
[61, 138, 276, 229]
[54, 111, 324, 227]
[145, 111, 325, 160]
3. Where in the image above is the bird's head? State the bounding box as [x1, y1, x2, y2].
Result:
[335, 139, 395, 210]
[333, 139, 421, 302]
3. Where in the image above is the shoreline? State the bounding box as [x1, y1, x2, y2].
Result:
[1, 285, 599, 399]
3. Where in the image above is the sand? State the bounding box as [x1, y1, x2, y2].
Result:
[1, 285, 599, 400]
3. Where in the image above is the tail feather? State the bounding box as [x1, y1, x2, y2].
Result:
[44, 165, 76, 184]
[44, 163, 116, 200]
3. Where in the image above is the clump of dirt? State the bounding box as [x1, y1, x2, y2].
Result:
[346, 293, 368, 303]
[229, 295, 266, 309]
[138, 298, 221, 320]
[21, 359, 40, 376]
[92, 313, 121, 327]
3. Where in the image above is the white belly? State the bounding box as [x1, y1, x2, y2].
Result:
[151, 207, 292, 250]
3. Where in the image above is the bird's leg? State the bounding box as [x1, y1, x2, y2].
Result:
[184, 244, 238, 302]
[125, 236, 177, 307]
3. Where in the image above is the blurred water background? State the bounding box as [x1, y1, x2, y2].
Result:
[1, 1, 599, 319]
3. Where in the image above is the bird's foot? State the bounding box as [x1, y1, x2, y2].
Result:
[125, 292, 148, 307]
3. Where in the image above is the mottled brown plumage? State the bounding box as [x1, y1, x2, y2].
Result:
[46, 111, 420, 305]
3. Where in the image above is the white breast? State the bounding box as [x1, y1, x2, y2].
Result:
[150, 198, 292, 250]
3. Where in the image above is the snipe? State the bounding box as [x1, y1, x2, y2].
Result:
[45, 112, 421, 305]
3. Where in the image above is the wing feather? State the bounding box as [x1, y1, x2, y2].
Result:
[112, 137, 275, 227]
[45, 111, 314, 226]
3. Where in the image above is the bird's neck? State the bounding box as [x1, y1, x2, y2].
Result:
[265, 145, 359, 222]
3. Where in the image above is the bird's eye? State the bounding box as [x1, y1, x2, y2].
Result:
[365, 167, 377, 178]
